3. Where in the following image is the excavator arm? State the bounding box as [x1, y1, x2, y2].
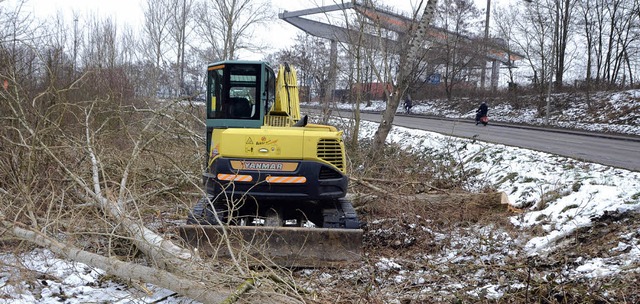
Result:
[265, 63, 302, 127]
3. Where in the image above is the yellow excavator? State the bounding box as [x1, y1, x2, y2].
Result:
[179, 61, 362, 267]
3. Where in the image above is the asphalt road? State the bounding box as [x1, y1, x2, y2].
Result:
[330, 110, 640, 172]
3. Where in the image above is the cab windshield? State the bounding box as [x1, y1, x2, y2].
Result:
[208, 63, 261, 120]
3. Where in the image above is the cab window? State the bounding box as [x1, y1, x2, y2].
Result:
[207, 63, 261, 120]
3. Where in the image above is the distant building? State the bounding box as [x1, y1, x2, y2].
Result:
[352, 82, 393, 100]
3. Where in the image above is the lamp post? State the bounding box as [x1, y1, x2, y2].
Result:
[480, 0, 491, 90]
[546, 0, 559, 125]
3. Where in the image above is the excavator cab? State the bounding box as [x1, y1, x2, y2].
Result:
[206, 62, 270, 121]
[180, 61, 362, 267]
[204, 62, 273, 154]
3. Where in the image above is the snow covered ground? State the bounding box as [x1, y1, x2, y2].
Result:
[0, 249, 184, 303]
[1, 90, 639, 303]
[362, 120, 640, 286]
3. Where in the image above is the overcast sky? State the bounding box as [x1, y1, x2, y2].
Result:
[14, 0, 513, 28]
[8, 0, 512, 60]
[18, 0, 513, 20]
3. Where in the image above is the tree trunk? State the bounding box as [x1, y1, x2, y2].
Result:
[372, 0, 438, 152]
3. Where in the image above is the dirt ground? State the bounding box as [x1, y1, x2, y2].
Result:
[278, 191, 640, 304]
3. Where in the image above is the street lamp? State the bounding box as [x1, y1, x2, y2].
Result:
[546, 0, 559, 125]
[480, 0, 491, 90]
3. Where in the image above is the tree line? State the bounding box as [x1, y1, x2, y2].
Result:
[2, 0, 639, 105]
[1, 0, 273, 102]
[494, 0, 640, 91]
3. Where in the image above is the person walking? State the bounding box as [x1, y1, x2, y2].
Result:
[403, 94, 413, 114]
[475, 101, 489, 125]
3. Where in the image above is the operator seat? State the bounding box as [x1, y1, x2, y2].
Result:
[229, 97, 252, 118]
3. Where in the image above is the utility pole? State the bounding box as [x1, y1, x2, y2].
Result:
[180, 0, 187, 96]
[544, 0, 559, 125]
[322, 40, 338, 124]
[73, 16, 78, 74]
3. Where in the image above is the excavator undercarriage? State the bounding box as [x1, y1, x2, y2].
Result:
[180, 196, 362, 267]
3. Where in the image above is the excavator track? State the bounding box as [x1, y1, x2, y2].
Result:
[179, 197, 363, 267]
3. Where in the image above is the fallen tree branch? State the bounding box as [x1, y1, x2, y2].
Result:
[1, 218, 228, 303]
[0, 216, 303, 304]
[349, 176, 388, 196]
[222, 277, 255, 304]
[360, 177, 448, 193]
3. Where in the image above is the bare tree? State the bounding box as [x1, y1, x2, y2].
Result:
[142, 0, 173, 97]
[270, 34, 334, 112]
[492, 6, 520, 91]
[339, 0, 408, 148]
[168, 0, 195, 96]
[494, 0, 639, 91]
[602, 0, 639, 87]
[82, 15, 119, 69]
[435, 0, 483, 100]
[268, 33, 330, 106]
[192, 0, 274, 60]
[1, 0, 42, 92]
[554, 0, 574, 88]
[576, 0, 600, 108]
[342, 7, 369, 148]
